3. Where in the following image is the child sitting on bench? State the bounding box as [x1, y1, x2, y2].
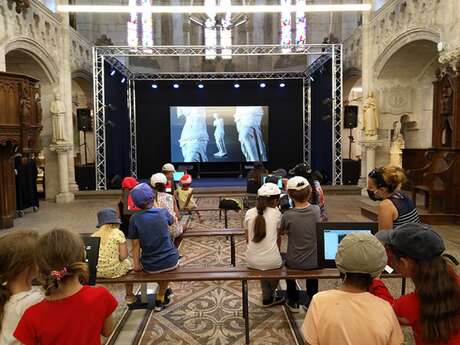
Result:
[245, 183, 284, 307]
[128, 183, 179, 311]
[175, 174, 203, 223]
[92, 208, 135, 304]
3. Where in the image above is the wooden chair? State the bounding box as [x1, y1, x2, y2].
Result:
[408, 151, 455, 213]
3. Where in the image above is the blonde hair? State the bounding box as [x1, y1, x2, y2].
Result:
[36, 229, 88, 296]
[0, 231, 39, 328]
[93, 224, 119, 245]
[381, 166, 407, 192]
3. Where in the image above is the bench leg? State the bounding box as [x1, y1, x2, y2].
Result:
[140, 283, 148, 304]
[230, 235, 236, 267]
[401, 277, 406, 296]
[242, 280, 250, 344]
[224, 209, 228, 229]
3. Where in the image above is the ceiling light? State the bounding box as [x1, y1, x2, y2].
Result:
[152, 84, 158, 89]
[121, 77, 126, 83]
[279, 82, 286, 88]
[57, 4, 372, 14]
[260, 82, 266, 88]
[110, 70, 116, 76]
[198, 83, 204, 89]
[173, 83, 180, 89]
[234, 83, 240, 89]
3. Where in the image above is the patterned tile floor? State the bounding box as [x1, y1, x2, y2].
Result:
[4, 194, 460, 345]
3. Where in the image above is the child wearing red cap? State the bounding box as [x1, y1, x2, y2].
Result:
[175, 174, 202, 223]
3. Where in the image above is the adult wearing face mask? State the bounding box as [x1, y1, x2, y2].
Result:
[367, 166, 420, 230]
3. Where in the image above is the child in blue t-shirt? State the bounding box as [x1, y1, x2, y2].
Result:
[128, 183, 180, 311]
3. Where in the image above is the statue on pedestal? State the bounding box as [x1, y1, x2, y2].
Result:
[50, 89, 66, 143]
[389, 120, 405, 167]
[363, 92, 379, 137]
[213, 113, 227, 157]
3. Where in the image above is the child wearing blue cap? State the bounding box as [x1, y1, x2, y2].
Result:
[128, 183, 180, 311]
[92, 208, 134, 304]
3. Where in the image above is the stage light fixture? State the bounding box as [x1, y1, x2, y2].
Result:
[309, 76, 314, 82]
[279, 82, 286, 88]
[121, 77, 126, 83]
[234, 83, 240, 89]
[152, 83, 158, 89]
[173, 83, 180, 89]
[198, 83, 204, 89]
[260, 82, 266, 88]
[110, 70, 116, 76]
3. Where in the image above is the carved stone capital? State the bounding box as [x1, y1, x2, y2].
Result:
[50, 142, 73, 153]
[439, 48, 460, 71]
[359, 139, 384, 150]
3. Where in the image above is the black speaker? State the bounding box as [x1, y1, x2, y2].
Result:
[77, 108, 92, 132]
[342, 159, 361, 185]
[344, 105, 358, 129]
[76, 164, 95, 190]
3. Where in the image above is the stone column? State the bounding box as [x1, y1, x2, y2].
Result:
[359, 139, 383, 195]
[58, 0, 78, 192]
[0, 46, 5, 72]
[50, 142, 75, 203]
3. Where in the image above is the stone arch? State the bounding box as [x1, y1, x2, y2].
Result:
[4, 36, 59, 84]
[343, 67, 362, 99]
[374, 28, 440, 79]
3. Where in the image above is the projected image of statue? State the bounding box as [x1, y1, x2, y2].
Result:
[234, 106, 267, 162]
[213, 113, 227, 157]
[177, 107, 209, 162]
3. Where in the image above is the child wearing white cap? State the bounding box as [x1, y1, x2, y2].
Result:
[281, 176, 321, 312]
[245, 183, 284, 307]
[302, 232, 404, 345]
[151, 173, 183, 239]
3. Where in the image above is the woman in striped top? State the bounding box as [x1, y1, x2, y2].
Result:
[367, 166, 420, 230]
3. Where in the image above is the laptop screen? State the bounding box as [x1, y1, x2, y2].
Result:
[173, 171, 185, 181]
[316, 222, 378, 268]
[262, 175, 283, 189]
[324, 229, 372, 260]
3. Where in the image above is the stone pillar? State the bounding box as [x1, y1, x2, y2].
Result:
[0, 46, 5, 72]
[359, 140, 383, 195]
[50, 142, 75, 203]
[58, 0, 78, 192]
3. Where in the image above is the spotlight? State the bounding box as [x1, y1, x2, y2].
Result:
[173, 83, 180, 89]
[120, 77, 126, 83]
[234, 83, 240, 89]
[198, 83, 204, 89]
[279, 82, 286, 88]
[110, 70, 116, 76]
[309, 76, 314, 82]
[260, 82, 266, 88]
[152, 83, 158, 89]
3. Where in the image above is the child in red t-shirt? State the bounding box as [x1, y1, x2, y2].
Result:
[14, 229, 118, 345]
[372, 223, 460, 345]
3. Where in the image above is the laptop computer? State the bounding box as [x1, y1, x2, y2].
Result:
[317, 222, 378, 268]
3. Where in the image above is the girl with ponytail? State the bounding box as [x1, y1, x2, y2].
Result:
[0, 231, 42, 345]
[245, 183, 284, 307]
[14, 228, 118, 345]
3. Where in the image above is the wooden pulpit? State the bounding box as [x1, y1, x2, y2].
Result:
[0, 72, 42, 229]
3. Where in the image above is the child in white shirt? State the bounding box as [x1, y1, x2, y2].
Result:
[0, 231, 44, 345]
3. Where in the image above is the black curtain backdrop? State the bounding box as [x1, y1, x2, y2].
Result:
[104, 62, 130, 187]
[310, 60, 333, 184]
[135, 79, 304, 179]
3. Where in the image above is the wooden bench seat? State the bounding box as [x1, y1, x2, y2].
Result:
[98, 266, 403, 344]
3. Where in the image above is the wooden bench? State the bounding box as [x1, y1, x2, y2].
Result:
[98, 266, 403, 344]
[181, 228, 245, 266]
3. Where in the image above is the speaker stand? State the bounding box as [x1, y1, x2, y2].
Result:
[79, 130, 88, 166]
[348, 128, 354, 160]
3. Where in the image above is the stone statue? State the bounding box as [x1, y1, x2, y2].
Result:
[177, 107, 209, 162]
[389, 120, 405, 167]
[50, 89, 66, 143]
[213, 113, 227, 157]
[234, 106, 267, 162]
[363, 92, 379, 137]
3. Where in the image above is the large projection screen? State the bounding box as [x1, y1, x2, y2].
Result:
[170, 106, 269, 163]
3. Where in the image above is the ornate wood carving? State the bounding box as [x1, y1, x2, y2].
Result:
[0, 71, 42, 229]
